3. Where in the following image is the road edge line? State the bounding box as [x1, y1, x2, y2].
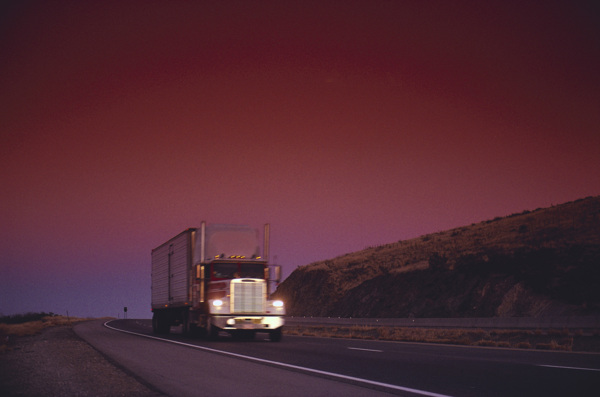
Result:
[103, 320, 453, 397]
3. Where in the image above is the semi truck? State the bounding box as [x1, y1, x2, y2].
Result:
[151, 222, 285, 341]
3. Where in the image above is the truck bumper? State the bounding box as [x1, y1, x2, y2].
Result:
[212, 315, 284, 330]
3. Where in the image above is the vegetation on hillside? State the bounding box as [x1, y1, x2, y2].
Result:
[275, 196, 600, 318]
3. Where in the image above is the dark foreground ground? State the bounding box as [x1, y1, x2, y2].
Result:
[0, 325, 163, 397]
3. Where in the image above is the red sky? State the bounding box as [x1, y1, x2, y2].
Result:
[1, 1, 599, 318]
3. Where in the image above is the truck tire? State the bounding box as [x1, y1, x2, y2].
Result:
[207, 322, 220, 340]
[189, 324, 202, 337]
[270, 328, 282, 342]
[152, 312, 170, 335]
[181, 310, 190, 336]
[152, 313, 160, 334]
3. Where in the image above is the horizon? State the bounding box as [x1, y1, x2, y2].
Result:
[2, 195, 595, 320]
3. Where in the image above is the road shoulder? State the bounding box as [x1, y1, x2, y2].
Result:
[0, 322, 162, 396]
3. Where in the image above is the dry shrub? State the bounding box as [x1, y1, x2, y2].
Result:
[1, 315, 96, 354]
[476, 340, 497, 347]
[300, 326, 325, 337]
[430, 329, 473, 345]
[560, 337, 573, 345]
[348, 325, 377, 339]
[470, 329, 487, 339]
[499, 329, 532, 338]
[283, 327, 301, 336]
[0, 316, 88, 338]
[548, 328, 570, 337]
[536, 342, 555, 350]
[43, 316, 73, 326]
[517, 342, 532, 349]
[3, 321, 46, 337]
[377, 327, 396, 340]
[555, 337, 574, 351]
[456, 336, 473, 346]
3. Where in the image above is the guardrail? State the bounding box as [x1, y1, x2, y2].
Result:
[285, 316, 600, 330]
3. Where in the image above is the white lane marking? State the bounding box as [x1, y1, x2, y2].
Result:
[348, 347, 383, 353]
[539, 365, 600, 372]
[104, 320, 453, 397]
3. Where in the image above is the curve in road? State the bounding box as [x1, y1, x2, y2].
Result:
[76, 320, 403, 396]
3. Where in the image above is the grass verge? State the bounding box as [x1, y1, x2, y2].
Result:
[283, 325, 600, 352]
[0, 314, 104, 353]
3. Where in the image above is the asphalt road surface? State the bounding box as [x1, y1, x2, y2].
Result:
[75, 319, 600, 397]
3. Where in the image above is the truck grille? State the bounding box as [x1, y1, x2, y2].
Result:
[231, 279, 265, 313]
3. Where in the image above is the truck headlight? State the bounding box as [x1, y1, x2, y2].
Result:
[273, 300, 284, 307]
[213, 299, 223, 307]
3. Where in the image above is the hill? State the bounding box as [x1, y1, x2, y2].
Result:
[275, 196, 600, 318]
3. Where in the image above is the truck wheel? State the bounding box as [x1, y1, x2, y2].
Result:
[152, 313, 164, 334]
[207, 322, 220, 340]
[181, 310, 190, 336]
[159, 317, 171, 334]
[270, 328, 282, 342]
[153, 312, 170, 334]
[152, 314, 159, 334]
[193, 324, 207, 338]
[189, 324, 202, 337]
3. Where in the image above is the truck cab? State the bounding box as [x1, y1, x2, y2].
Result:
[201, 260, 285, 340]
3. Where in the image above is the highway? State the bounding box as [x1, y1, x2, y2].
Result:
[75, 319, 600, 397]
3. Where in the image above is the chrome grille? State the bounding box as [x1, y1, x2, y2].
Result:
[231, 279, 265, 313]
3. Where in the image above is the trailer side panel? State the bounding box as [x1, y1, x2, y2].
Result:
[151, 229, 194, 308]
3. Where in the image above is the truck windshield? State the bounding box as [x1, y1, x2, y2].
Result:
[239, 263, 265, 279]
[212, 263, 238, 279]
[211, 263, 265, 280]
